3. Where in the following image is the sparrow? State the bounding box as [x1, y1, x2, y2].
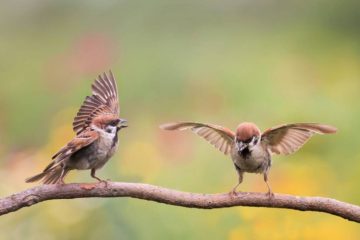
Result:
[26, 71, 128, 184]
[160, 121, 337, 196]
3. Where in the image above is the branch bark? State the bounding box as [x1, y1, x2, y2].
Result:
[1, 182, 359, 223]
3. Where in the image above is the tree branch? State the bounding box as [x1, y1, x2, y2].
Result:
[1, 182, 359, 223]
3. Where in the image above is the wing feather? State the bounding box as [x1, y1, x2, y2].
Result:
[47, 130, 99, 171]
[73, 71, 119, 135]
[261, 123, 337, 155]
[160, 122, 235, 155]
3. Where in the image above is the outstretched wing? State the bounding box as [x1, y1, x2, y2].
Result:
[261, 123, 337, 155]
[73, 71, 119, 135]
[160, 122, 235, 155]
[47, 129, 99, 171]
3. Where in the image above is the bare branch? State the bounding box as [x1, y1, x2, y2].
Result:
[1, 182, 359, 223]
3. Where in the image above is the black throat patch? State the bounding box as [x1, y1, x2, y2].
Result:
[239, 147, 251, 158]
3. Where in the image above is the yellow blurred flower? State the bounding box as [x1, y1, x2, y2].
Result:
[119, 141, 164, 182]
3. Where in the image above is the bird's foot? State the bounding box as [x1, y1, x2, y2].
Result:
[266, 191, 274, 199]
[91, 169, 110, 187]
[229, 189, 241, 197]
[97, 178, 110, 188]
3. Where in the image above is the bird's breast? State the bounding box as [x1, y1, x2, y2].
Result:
[231, 144, 270, 173]
[96, 132, 119, 159]
[68, 132, 119, 170]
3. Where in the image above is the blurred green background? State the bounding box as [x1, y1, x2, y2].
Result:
[1, 0, 360, 239]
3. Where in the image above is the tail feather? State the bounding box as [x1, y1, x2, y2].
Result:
[25, 172, 48, 183]
[25, 165, 68, 184]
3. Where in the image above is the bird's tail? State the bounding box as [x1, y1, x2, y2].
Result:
[25, 163, 68, 184]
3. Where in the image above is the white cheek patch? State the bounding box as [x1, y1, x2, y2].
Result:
[92, 125, 117, 138]
[106, 126, 117, 135]
[249, 137, 259, 149]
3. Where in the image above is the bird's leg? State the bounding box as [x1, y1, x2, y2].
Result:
[263, 171, 274, 198]
[91, 169, 108, 187]
[230, 166, 243, 195]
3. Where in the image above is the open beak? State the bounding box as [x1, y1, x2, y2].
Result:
[236, 141, 247, 152]
[118, 119, 128, 129]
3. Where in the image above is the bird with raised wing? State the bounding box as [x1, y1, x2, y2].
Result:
[26, 71, 128, 184]
[160, 121, 337, 196]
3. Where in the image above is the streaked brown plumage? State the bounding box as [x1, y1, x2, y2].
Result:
[160, 121, 337, 196]
[26, 71, 127, 184]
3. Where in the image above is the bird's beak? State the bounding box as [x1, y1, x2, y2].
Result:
[236, 141, 247, 152]
[118, 119, 128, 129]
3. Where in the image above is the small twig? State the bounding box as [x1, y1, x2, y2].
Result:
[1, 182, 359, 223]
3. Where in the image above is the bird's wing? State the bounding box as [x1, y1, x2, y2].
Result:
[160, 122, 235, 155]
[261, 123, 337, 155]
[73, 71, 119, 135]
[47, 129, 99, 171]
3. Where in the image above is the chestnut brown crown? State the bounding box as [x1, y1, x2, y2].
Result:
[236, 122, 261, 141]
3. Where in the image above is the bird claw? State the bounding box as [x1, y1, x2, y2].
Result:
[229, 189, 240, 197]
[97, 179, 109, 187]
[266, 191, 274, 199]
[91, 176, 109, 187]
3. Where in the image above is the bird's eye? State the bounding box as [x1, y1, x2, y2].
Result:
[109, 120, 120, 127]
[253, 136, 258, 145]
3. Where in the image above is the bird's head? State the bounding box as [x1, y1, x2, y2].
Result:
[92, 115, 128, 134]
[235, 122, 261, 152]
